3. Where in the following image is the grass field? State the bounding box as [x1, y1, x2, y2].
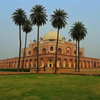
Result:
[0, 74, 100, 100]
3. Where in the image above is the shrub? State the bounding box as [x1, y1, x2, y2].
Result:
[0, 68, 30, 72]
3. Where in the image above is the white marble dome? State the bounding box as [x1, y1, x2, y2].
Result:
[43, 30, 62, 41]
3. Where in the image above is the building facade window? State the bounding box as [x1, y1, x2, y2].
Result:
[74, 51, 76, 54]
[50, 47, 53, 51]
[67, 48, 69, 55]
[29, 51, 31, 55]
[67, 50, 69, 55]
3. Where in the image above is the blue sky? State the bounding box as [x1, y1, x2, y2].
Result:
[0, 0, 100, 60]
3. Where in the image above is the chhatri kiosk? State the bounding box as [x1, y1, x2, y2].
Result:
[0, 30, 100, 71]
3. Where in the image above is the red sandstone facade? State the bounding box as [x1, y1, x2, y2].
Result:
[0, 31, 100, 69]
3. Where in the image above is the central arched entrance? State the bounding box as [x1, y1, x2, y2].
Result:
[47, 59, 53, 67]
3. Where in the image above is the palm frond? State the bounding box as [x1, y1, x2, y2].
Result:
[30, 5, 48, 26]
[69, 21, 87, 41]
[12, 8, 27, 26]
[50, 9, 68, 29]
[22, 19, 32, 34]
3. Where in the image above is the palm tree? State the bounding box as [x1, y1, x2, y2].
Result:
[30, 5, 47, 73]
[75, 41, 77, 72]
[69, 21, 87, 72]
[69, 27, 78, 72]
[22, 19, 32, 72]
[50, 9, 68, 73]
[12, 8, 26, 72]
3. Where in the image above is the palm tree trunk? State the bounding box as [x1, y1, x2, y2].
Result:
[37, 25, 39, 73]
[55, 27, 59, 73]
[22, 33, 27, 72]
[18, 25, 21, 72]
[78, 39, 80, 72]
[75, 40, 77, 72]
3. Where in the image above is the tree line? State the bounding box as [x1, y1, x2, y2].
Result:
[11, 4, 87, 73]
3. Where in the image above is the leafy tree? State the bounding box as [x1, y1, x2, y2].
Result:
[50, 9, 68, 73]
[69, 21, 87, 72]
[22, 19, 32, 72]
[12, 8, 26, 72]
[30, 5, 47, 73]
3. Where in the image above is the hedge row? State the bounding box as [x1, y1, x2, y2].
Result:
[0, 68, 30, 72]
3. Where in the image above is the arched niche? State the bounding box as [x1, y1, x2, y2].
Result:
[33, 47, 37, 55]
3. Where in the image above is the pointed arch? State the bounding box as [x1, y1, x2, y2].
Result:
[40, 58, 44, 67]
[66, 46, 72, 55]
[33, 47, 37, 55]
[58, 48, 62, 54]
[63, 59, 67, 67]
[47, 59, 53, 67]
[42, 48, 46, 54]
[57, 58, 61, 67]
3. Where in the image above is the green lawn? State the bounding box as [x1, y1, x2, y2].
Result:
[0, 74, 100, 100]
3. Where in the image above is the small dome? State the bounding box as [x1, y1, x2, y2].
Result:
[43, 30, 62, 41]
